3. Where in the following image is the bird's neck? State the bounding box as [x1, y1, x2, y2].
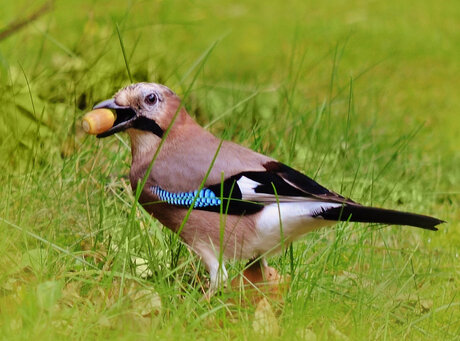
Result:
[127, 130, 160, 194]
[127, 109, 194, 164]
[127, 112, 209, 192]
[127, 130, 160, 164]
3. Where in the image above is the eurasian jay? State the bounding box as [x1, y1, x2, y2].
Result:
[92, 82, 443, 292]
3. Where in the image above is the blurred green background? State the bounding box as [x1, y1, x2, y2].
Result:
[1, 0, 459, 159]
[0, 0, 458, 339]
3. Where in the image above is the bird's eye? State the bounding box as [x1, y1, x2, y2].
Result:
[145, 93, 157, 105]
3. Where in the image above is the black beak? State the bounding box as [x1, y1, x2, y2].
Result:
[92, 99, 137, 138]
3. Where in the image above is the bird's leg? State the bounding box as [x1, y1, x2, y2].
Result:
[208, 259, 228, 293]
[261, 257, 268, 268]
[195, 246, 228, 298]
[202, 259, 228, 300]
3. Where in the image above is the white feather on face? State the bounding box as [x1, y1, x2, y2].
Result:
[114, 82, 177, 124]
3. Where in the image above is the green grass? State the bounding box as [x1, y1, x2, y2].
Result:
[0, 0, 459, 339]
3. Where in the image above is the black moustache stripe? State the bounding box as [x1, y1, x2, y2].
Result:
[132, 117, 164, 138]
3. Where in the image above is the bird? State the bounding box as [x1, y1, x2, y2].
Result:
[92, 82, 444, 293]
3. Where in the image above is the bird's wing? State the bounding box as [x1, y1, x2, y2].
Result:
[149, 159, 356, 215]
[204, 160, 356, 213]
[259, 161, 355, 203]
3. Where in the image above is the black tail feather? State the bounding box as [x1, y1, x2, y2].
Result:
[318, 204, 444, 231]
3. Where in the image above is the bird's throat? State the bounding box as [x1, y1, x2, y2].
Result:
[127, 129, 161, 164]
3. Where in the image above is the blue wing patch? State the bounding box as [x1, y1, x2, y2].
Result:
[151, 186, 222, 208]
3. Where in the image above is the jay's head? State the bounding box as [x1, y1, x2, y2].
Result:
[93, 82, 180, 139]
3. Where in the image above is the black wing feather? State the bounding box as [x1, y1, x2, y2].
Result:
[262, 161, 333, 196]
[195, 161, 443, 231]
[205, 177, 264, 215]
[198, 161, 343, 215]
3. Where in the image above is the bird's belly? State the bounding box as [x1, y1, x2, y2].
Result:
[146, 202, 259, 260]
[251, 202, 339, 255]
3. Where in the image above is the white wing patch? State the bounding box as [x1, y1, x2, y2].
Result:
[236, 176, 260, 196]
[237, 176, 321, 203]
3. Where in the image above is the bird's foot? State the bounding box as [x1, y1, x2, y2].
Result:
[231, 259, 290, 305]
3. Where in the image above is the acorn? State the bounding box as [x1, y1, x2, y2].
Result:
[82, 109, 115, 135]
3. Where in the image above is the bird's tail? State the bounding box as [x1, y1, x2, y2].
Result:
[318, 204, 444, 231]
